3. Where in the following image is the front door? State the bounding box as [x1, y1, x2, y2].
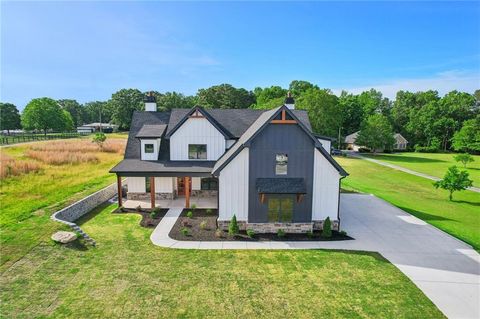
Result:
[177, 177, 191, 196]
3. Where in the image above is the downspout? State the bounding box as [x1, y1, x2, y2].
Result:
[337, 176, 347, 231]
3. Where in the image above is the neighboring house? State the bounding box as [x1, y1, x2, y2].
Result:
[77, 123, 118, 133]
[344, 131, 408, 151]
[111, 93, 347, 233]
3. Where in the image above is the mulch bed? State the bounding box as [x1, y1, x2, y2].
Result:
[169, 209, 353, 242]
[114, 208, 169, 228]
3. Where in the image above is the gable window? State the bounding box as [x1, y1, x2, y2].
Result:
[267, 196, 294, 222]
[201, 177, 218, 190]
[144, 144, 154, 154]
[275, 154, 288, 175]
[189, 144, 207, 159]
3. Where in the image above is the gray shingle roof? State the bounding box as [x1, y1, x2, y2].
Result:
[135, 124, 167, 138]
[256, 178, 306, 194]
[110, 159, 214, 176]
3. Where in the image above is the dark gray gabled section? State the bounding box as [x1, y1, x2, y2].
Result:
[256, 178, 306, 194]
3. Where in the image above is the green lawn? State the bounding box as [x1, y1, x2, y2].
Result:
[363, 152, 480, 187]
[0, 138, 126, 271]
[0, 203, 444, 319]
[337, 157, 480, 250]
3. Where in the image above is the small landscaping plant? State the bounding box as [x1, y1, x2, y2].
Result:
[136, 205, 142, 212]
[277, 229, 285, 238]
[306, 230, 314, 239]
[186, 211, 193, 218]
[150, 207, 161, 219]
[180, 227, 189, 236]
[206, 208, 212, 215]
[321, 217, 332, 238]
[199, 220, 207, 230]
[190, 203, 197, 212]
[228, 214, 239, 236]
[246, 229, 255, 238]
[340, 230, 347, 236]
[215, 228, 224, 238]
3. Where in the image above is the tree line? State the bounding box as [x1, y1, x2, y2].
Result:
[1, 81, 478, 153]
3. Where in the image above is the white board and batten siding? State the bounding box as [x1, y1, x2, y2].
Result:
[218, 148, 249, 222]
[127, 177, 174, 193]
[312, 148, 340, 221]
[317, 138, 331, 154]
[170, 117, 226, 161]
[191, 177, 201, 191]
[140, 139, 161, 161]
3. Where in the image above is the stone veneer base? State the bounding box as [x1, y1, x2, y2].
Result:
[217, 219, 339, 233]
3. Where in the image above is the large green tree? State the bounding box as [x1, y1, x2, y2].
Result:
[197, 84, 255, 109]
[357, 89, 391, 119]
[83, 101, 111, 124]
[21, 98, 72, 135]
[57, 99, 84, 127]
[296, 88, 341, 137]
[452, 115, 480, 153]
[338, 91, 363, 135]
[288, 80, 319, 98]
[356, 114, 395, 152]
[253, 86, 287, 109]
[156, 92, 197, 111]
[109, 89, 144, 130]
[0, 103, 21, 134]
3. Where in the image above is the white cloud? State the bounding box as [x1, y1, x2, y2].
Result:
[333, 70, 480, 99]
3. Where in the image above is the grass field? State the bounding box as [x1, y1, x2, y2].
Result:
[337, 156, 480, 250]
[0, 137, 126, 271]
[0, 203, 444, 319]
[363, 152, 480, 187]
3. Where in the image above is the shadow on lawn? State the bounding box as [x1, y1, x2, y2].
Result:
[452, 199, 480, 207]
[397, 206, 457, 222]
[77, 202, 112, 226]
[366, 154, 446, 164]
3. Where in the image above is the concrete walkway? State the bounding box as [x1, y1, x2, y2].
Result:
[350, 153, 480, 193]
[151, 194, 480, 318]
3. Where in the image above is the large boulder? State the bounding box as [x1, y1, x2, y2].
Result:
[51, 231, 77, 244]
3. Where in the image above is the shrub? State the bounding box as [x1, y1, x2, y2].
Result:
[181, 219, 189, 227]
[180, 227, 189, 236]
[414, 144, 439, 153]
[186, 211, 193, 218]
[306, 230, 314, 238]
[190, 203, 197, 212]
[215, 229, 224, 238]
[246, 229, 255, 238]
[199, 220, 208, 230]
[454, 153, 474, 168]
[358, 147, 370, 153]
[206, 209, 212, 215]
[228, 214, 239, 236]
[136, 205, 142, 212]
[92, 132, 107, 148]
[340, 230, 347, 236]
[277, 229, 286, 238]
[321, 217, 332, 238]
[150, 207, 161, 219]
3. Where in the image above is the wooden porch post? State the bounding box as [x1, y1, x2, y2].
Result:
[117, 175, 122, 207]
[150, 176, 155, 209]
[185, 176, 190, 208]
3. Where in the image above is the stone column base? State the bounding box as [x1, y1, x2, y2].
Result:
[313, 220, 339, 231]
[127, 192, 175, 200]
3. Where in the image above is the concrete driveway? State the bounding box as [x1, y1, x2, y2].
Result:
[341, 193, 479, 319]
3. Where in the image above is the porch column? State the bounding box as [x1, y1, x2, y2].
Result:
[150, 176, 155, 209]
[117, 175, 122, 207]
[185, 176, 190, 208]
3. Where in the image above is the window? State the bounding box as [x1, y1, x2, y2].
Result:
[145, 177, 151, 193]
[189, 144, 207, 159]
[144, 144, 154, 154]
[275, 154, 288, 175]
[267, 196, 294, 222]
[201, 178, 218, 190]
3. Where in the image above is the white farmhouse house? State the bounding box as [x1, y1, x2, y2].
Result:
[111, 93, 347, 233]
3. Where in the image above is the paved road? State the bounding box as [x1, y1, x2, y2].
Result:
[350, 153, 480, 193]
[151, 194, 480, 318]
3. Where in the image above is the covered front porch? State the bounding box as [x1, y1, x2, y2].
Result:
[116, 175, 218, 209]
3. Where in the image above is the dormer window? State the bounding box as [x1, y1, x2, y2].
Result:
[144, 144, 154, 154]
[188, 144, 207, 160]
[275, 154, 288, 175]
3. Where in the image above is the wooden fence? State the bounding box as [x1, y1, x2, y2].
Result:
[0, 132, 91, 145]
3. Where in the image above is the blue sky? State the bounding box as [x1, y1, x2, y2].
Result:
[1, 1, 479, 109]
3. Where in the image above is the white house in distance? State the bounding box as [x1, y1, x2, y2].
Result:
[111, 92, 348, 233]
[76, 123, 118, 134]
[344, 131, 408, 151]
